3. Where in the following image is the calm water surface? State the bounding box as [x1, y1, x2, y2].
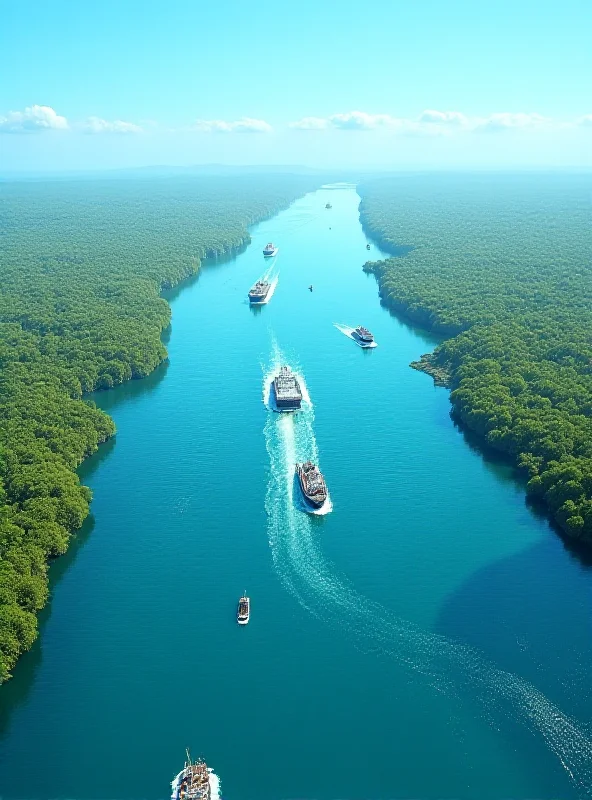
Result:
[1, 187, 592, 800]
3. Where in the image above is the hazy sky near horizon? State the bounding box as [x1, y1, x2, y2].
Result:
[1, 0, 591, 172]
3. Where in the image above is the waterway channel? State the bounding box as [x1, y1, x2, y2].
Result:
[1, 186, 592, 800]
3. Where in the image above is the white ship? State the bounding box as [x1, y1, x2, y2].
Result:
[171, 751, 214, 800]
[263, 242, 279, 257]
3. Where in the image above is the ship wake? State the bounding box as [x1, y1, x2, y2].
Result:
[263, 344, 592, 797]
[334, 322, 378, 348]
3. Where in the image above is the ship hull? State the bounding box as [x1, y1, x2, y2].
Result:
[249, 293, 269, 304]
[296, 465, 327, 510]
[352, 331, 374, 345]
[272, 386, 301, 411]
[263, 248, 278, 257]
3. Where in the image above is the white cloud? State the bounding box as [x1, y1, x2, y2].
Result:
[418, 109, 468, 125]
[0, 105, 68, 134]
[329, 111, 399, 130]
[576, 114, 592, 127]
[289, 116, 329, 130]
[475, 112, 549, 132]
[290, 111, 405, 131]
[82, 116, 143, 134]
[192, 117, 272, 134]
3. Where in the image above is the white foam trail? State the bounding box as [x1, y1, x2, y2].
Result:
[334, 322, 378, 348]
[209, 771, 221, 800]
[263, 345, 592, 797]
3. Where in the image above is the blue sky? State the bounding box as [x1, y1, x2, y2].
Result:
[1, 0, 591, 171]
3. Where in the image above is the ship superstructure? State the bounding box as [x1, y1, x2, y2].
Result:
[272, 366, 303, 411]
[237, 594, 250, 625]
[171, 752, 212, 800]
[352, 326, 374, 346]
[296, 462, 328, 509]
[248, 280, 271, 304]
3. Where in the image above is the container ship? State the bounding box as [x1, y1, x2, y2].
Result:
[352, 325, 374, 346]
[171, 751, 213, 800]
[237, 593, 250, 625]
[263, 242, 278, 257]
[248, 280, 271, 304]
[272, 366, 302, 411]
[296, 461, 328, 509]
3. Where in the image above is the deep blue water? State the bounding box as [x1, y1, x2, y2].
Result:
[1, 186, 592, 800]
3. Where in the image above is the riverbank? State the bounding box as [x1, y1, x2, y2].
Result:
[357, 175, 592, 545]
[0, 175, 323, 683]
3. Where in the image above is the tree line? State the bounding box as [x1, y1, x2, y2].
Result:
[0, 174, 322, 682]
[359, 173, 592, 543]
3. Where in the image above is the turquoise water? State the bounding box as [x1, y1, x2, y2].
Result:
[1, 186, 592, 799]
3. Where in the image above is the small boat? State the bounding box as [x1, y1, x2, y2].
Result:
[352, 325, 374, 346]
[248, 280, 271, 304]
[171, 750, 213, 800]
[325, 203, 332, 209]
[237, 594, 250, 625]
[308, 285, 313, 292]
[296, 462, 328, 510]
[263, 242, 278, 257]
[272, 365, 302, 411]
[366, 243, 371, 250]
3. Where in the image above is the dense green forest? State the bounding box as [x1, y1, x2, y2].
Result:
[0, 174, 321, 681]
[359, 174, 592, 542]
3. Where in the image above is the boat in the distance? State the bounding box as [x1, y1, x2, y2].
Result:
[352, 326, 375, 346]
[366, 243, 371, 250]
[171, 751, 213, 800]
[308, 284, 313, 292]
[272, 366, 302, 411]
[263, 242, 278, 257]
[325, 203, 332, 209]
[248, 280, 271, 304]
[237, 594, 250, 625]
[296, 462, 328, 510]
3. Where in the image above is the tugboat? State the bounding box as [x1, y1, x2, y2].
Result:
[248, 279, 271, 304]
[296, 462, 328, 509]
[171, 751, 213, 800]
[352, 326, 374, 346]
[272, 366, 302, 411]
[325, 203, 332, 209]
[237, 593, 250, 625]
[263, 242, 278, 257]
[366, 243, 371, 250]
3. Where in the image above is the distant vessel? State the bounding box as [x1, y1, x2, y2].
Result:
[272, 366, 302, 411]
[171, 751, 212, 800]
[296, 462, 328, 509]
[248, 280, 271, 304]
[325, 203, 332, 209]
[237, 594, 250, 625]
[366, 243, 371, 250]
[308, 285, 313, 292]
[263, 242, 278, 257]
[352, 326, 374, 346]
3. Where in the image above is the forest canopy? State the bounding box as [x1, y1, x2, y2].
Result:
[359, 173, 592, 543]
[0, 174, 321, 681]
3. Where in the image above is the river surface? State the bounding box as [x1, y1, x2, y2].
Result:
[2, 186, 592, 800]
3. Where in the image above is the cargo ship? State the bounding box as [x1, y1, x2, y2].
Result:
[248, 280, 271, 304]
[171, 751, 213, 800]
[263, 242, 278, 257]
[272, 366, 302, 411]
[352, 326, 374, 346]
[237, 594, 250, 625]
[296, 462, 328, 509]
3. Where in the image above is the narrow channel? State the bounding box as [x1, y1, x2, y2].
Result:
[1, 186, 591, 800]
